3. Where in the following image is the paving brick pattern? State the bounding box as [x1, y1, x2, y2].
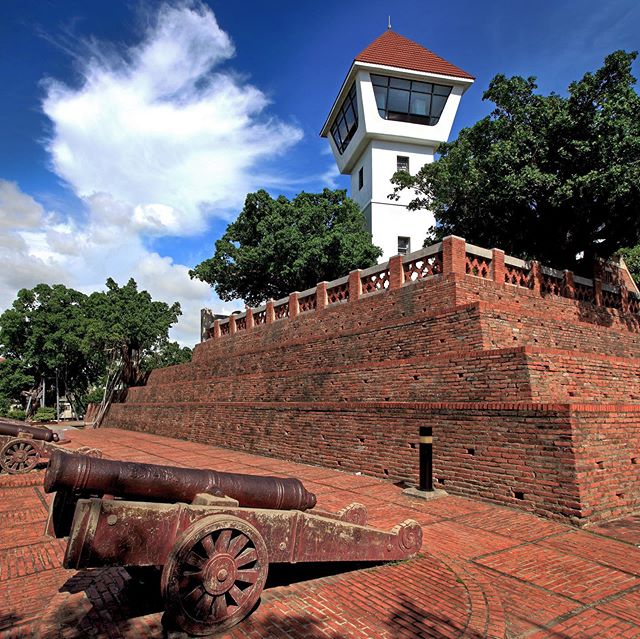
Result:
[0, 428, 638, 638]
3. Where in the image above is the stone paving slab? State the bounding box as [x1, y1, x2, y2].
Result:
[0, 427, 638, 638]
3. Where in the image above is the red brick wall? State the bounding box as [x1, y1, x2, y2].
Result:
[105, 251, 640, 525]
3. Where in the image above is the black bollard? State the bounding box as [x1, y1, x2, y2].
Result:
[419, 426, 433, 492]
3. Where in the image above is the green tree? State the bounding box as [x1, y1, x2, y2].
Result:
[0, 279, 184, 421]
[0, 284, 93, 414]
[392, 50, 640, 271]
[142, 340, 192, 373]
[617, 245, 640, 284]
[190, 189, 382, 306]
[85, 278, 182, 388]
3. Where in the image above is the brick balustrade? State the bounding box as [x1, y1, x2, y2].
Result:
[201, 236, 637, 343]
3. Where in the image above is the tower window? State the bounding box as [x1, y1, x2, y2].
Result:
[358, 167, 364, 190]
[398, 237, 410, 256]
[330, 84, 359, 154]
[371, 73, 452, 126]
[397, 156, 410, 172]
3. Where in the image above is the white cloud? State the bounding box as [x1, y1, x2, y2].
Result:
[0, 3, 307, 345]
[41, 2, 303, 236]
[0, 180, 45, 229]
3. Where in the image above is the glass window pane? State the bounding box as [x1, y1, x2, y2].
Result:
[338, 116, 349, 141]
[389, 77, 411, 90]
[410, 93, 430, 116]
[411, 81, 432, 94]
[387, 88, 410, 113]
[433, 84, 452, 96]
[378, 108, 386, 117]
[373, 85, 387, 111]
[370, 74, 388, 87]
[344, 104, 356, 130]
[431, 94, 448, 118]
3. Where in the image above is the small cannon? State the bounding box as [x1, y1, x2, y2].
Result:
[0, 419, 102, 474]
[45, 450, 422, 636]
[0, 419, 59, 474]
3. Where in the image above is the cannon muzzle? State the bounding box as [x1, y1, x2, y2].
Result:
[0, 419, 59, 442]
[44, 449, 317, 511]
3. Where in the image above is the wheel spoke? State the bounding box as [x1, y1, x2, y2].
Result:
[194, 592, 214, 619]
[213, 594, 228, 620]
[235, 548, 257, 568]
[200, 533, 215, 557]
[182, 584, 205, 608]
[236, 569, 259, 584]
[184, 551, 207, 569]
[215, 529, 232, 553]
[227, 533, 249, 558]
[228, 584, 248, 606]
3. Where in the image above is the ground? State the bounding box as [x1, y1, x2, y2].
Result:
[0, 428, 639, 639]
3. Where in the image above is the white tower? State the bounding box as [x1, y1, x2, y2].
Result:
[321, 30, 474, 260]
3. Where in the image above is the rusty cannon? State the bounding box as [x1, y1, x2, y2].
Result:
[0, 419, 59, 474]
[45, 450, 422, 636]
[0, 419, 102, 475]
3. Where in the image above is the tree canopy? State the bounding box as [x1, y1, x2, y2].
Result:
[391, 50, 640, 271]
[618, 245, 640, 284]
[190, 189, 382, 307]
[0, 279, 189, 419]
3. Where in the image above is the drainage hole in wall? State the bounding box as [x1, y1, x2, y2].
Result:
[358, 437, 365, 443]
[413, 375, 420, 381]
[616, 493, 625, 499]
[410, 442, 417, 449]
[383, 469, 389, 476]
[337, 460, 342, 466]
[467, 448, 475, 455]
[596, 460, 605, 469]
[514, 491, 525, 500]
[632, 458, 638, 464]
[437, 478, 445, 485]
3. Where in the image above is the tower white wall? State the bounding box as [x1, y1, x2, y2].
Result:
[351, 140, 435, 259]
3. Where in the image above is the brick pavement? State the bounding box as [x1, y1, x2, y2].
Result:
[0, 428, 638, 638]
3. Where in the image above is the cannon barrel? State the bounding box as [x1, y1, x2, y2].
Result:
[0, 419, 59, 442]
[44, 449, 317, 511]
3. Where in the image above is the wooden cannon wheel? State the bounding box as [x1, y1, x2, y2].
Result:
[0, 438, 40, 474]
[161, 515, 269, 636]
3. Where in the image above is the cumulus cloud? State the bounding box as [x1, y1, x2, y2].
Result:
[0, 3, 305, 345]
[0, 185, 239, 345]
[0, 180, 45, 229]
[42, 2, 303, 236]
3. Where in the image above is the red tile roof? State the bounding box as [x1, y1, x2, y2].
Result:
[355, 30, 474, 80]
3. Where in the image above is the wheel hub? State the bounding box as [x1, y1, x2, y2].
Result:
[202, 555, 236, 595]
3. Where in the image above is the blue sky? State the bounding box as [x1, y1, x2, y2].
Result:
[1, 0, 639, 344]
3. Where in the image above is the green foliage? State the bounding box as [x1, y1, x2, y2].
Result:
[617, 245, 640, 284]
[84, 278, 182, 387]
[0, 279, 183, 407]
[33, 406, 56, 422]
[0, 358, 34, 406]
[392, 50, 640, 270]
[190, 189, 382, 307]
[7, 409, 26, 421]
[142, 341, 192, 372]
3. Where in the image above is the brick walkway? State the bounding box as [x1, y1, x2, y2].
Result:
[0, 428, 639, 638]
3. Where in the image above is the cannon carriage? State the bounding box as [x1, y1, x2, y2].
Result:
[0, 419, 102, 474]
[0, 419, 61, 474]
[45, 450, 423, 636]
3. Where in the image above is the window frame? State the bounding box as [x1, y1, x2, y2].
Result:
[397, 156, 410, 172]
[397, 236, 411, 256]
[370, 73, 452, 126]
[330, 84, 359, 154]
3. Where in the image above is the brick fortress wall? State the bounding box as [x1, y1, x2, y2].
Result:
[105, 237, 640, 525]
